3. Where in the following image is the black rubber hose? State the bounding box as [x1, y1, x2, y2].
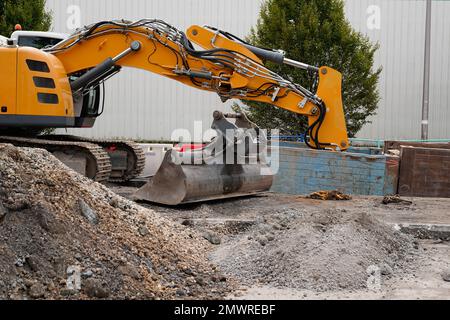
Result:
[242, 44, 285, 65]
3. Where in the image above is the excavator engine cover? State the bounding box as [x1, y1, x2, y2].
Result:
[133, 111, 274, 205]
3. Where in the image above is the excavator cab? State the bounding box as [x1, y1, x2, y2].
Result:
[10, 31, 67, 49]
[71, 81, 102, 127]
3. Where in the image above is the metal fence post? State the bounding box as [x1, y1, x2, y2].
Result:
[421, 0, 432, 140]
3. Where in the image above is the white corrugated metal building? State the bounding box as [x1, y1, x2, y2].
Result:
[45, 0, 450, 141]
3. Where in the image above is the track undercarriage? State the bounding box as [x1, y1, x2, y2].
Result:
[0, 134, 145, 183]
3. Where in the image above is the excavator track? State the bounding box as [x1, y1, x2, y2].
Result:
[41, 135, 146, 182]
[0, 136, 112, 182]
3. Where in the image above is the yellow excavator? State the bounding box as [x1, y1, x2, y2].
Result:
[0, 19, 348, 205]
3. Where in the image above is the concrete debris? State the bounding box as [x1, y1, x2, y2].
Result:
[202, 231, 221, 245]
[78, 199, 99, 225]
[0, 144, 229, 300]
[380, 263, 394, 276]
[382, 195, 413, 205]
[0, 202, 7, 220]
[138, 226, 150, 236]
[257, 236, 267, 246]
[211, 209, 415, 292]
[398, 224, 450, 241]
[118, 263, 142, 280]
[441, 271, 450, 282]
[83, 278, 110, 298]
[81, 270, 94, 279]
[134, 194, 418, 294]
[15, 258, 25, 268]
[28, 283, 46, 299]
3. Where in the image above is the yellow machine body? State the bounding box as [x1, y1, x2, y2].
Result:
[0, 46, 76, 128]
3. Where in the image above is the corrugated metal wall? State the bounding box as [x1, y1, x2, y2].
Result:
[45, 0, 450, 140]
[429, 0, 450, 139]
[345, 0, 450, 140]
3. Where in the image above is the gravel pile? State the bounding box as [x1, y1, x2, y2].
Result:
[211, 207, 415, 292]
[0, 144, 229, 300]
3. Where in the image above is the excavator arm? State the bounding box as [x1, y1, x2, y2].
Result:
[48, 19, 348, 151]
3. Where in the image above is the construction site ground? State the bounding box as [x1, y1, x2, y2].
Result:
[1, 144, 449, 300]
[112, 185, 450, 300]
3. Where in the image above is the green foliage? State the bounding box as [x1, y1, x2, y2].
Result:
[244, 0, 381, 137]
[0, 0, 52, 36]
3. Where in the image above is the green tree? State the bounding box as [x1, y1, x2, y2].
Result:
[0, 0, 52, 36]
[244, 0, 381, 137]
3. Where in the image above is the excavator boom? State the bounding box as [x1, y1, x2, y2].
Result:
[48, 19, 348, 150]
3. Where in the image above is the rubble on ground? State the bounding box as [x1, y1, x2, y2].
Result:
[442, 271, 450, 282]
[0, 144, 229, 300]
[134, 195, 417, 293]
[209, 206, 416, 292]
[382, 195, 413, 205]
[308, 190, 352, 201]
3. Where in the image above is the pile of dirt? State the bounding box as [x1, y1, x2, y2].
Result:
[0, 144, 229, 300]
[211, 206, 416, 292]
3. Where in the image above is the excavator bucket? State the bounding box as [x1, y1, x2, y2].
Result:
[133, 110, 274, 205]
[133, 151, 273, 205]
